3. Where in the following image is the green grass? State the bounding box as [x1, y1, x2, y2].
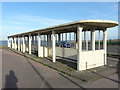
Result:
[68, 67, 73, 71]
[82, 79, 88, 82]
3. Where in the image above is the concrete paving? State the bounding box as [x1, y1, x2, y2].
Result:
[2, 49, 120, 88]
[2, 49, 83, 88]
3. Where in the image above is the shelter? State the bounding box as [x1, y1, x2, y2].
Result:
[7, 20, 118, 71]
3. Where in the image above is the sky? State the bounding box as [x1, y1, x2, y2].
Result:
[1, 2, 118, 40]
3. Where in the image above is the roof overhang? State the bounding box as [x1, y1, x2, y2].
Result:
[8, 19, 118, 38]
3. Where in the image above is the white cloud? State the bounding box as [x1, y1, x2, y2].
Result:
[2, 14, 71, 40]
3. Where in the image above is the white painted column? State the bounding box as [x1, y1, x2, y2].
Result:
[8, 38, 9, 47]
[58, 33, 61, 47]
[38, 33, 41, 57]
[98, 30, 101, 50]
[14, 37, 17, 50]
[12, 37, 13, 49]
[103, 29, 107, 65]
[91, 29, 95, 51]
[22, 36, 25, 53]
[52, 31, 56, 62]
[29, 34, 31, 54]
[18, 36, 20, 51]
[77, 26, 83, 71]
[86, 31, 88, 51]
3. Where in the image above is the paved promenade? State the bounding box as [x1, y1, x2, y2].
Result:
[2, 49, 120, 88]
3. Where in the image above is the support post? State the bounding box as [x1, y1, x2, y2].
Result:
[91, 29, 95, 51]
[77, 26, 83, 71]
[103, 29, 107, 65]
[38, 33, 41, 57]
[29, 34, 31, 54]
[12, 37, 13, 49]
[52, 31, 56, 62]
[18, 36, 20, 51]
[86, 31, 88, 50]
[14, 37, 17, 50]
[22, 36, 25, 53]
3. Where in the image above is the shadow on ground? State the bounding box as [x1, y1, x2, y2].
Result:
[4, 70, 18, 89]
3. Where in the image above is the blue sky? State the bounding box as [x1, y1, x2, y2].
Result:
[2, 2, 118, 40]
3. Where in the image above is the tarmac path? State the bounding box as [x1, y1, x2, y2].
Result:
[2, 49, 119, 89]
[2, 49, 83, 88]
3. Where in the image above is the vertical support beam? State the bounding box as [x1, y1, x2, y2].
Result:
[38, 33, 41, 57]
[12, 37, 13, 49]
[18, 36, 20, 51]
[22, 36, 25, 53]
[14, 37, 17, 50]
[91, 29, 95, 51]
[52, 31, 56, 62]
[29, 34, 31, 54]
[77, 26, 83, 71]
[86, 31, 88, 51]
[98, 30, 101, 50]
[103, 29, 107, 65]
[58, 33, 61, 47]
